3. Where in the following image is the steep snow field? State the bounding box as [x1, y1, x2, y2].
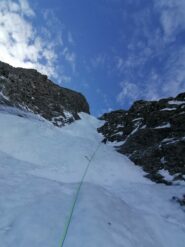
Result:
[0, 108, 185, 247]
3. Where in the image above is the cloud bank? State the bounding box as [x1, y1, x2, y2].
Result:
[0, 0, 60, 78]
[116, 0, 185, 106]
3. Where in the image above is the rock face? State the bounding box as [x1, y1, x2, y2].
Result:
[98, 93, 185, 185]
[0, 61, 89, 126]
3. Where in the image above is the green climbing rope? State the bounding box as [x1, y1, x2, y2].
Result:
[59, 142, 102, 247]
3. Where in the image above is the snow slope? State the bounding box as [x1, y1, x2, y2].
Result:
[0, 108, 185, 247]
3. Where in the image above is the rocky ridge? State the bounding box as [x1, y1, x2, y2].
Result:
[1, 61, 185, 187]
[0, 61, 89, 126]
[98, 93, 185, 185]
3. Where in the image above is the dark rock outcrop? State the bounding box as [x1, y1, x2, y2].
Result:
[0, 61, 89, 126]
[98, 93, 185, 184]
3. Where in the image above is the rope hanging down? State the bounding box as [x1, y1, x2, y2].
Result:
[59, 142, 102, 247]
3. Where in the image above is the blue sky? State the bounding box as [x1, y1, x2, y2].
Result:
[0, 0, 185, 116]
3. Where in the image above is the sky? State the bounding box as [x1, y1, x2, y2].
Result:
[0, 0, 185, 116]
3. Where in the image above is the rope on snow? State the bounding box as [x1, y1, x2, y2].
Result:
[59, 142, 102, 247]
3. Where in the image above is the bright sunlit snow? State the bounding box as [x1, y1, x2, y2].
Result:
[0, 108, 185, 247]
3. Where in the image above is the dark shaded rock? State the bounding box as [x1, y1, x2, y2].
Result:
[98, 93, 185, 184]
[172, 195, 185, 207]
[0, 61, 89, 126]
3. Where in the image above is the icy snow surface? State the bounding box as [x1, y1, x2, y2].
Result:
[168, 100, 185, 105]
[0, 110, 185, 247]
[154, 123, 171, 129]
[160, 108, 176, 111]
[159, 169, 174, 182]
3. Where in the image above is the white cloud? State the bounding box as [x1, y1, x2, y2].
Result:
[0, 0, 59, 78]
[0, 0, 34, 16]
[0, 0, 76, 84]
[117, 81, 140, 105]
[62, 47, 76, 72]
[159, 47, 185, 96]
[116, 57, 124, 73]
[116, 1, 185, 106]
[60, 75, 72, 83]
[68, 31, 74, 45]
[155, 0, 185, 42]
[18, 0, 35, 16]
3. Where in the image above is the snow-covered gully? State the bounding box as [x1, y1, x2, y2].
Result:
[0, 110, 185, 247]
[59, 142, 102, 247]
